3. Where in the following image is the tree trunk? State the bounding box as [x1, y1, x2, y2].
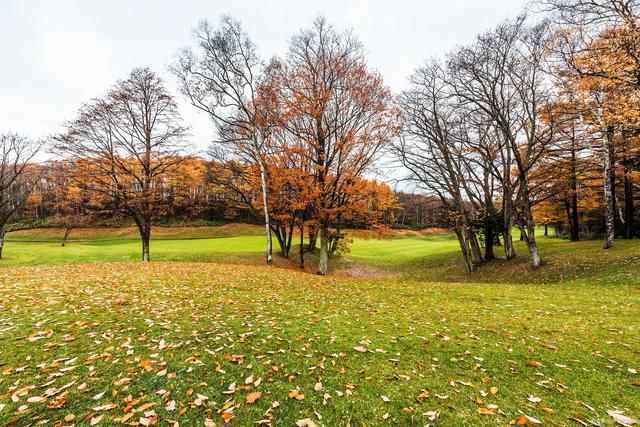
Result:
[286, 221, 294, 257]
[484, 222, 495, 260]
[0, 226, 5, 260]
[299, 223, 305, 269]
[455, 228, 475, 273]
[602, 129, 615, 249]
[519, 182, 542, 269]
[544, 224, 548, 237]
[520, 224, 542, 269]
[317, 225, 330, 276]
[608, 137, 620, 238]
[502, 201, 516, 260]
[570, 141, 580, 241]
[307, 228, 317, 252]
[468, 229, 483, 265]
[624, 158, 634, 239]
[135, 218, 151, 262]
[272, 225, 288, 258]
[257, 158, 273, 264]
[61, 227, 73, 247]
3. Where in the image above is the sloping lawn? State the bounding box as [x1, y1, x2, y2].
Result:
[1, 260, 639, 426]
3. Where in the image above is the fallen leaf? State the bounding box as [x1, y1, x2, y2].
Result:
[246, 391, 261, 404]
[607, 410, 638, 426]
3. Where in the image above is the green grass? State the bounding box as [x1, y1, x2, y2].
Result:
[0, 226, 639, 426]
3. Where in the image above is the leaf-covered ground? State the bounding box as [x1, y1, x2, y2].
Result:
[1, 259, 639, 426]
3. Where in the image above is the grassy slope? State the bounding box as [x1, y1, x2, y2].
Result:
[0, 226, 639, 426]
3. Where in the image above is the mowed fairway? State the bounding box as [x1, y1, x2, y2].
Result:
[0, 227, 639, 426]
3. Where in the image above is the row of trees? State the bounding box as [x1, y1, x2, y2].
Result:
[3, 2, 639, 273]
[394, 0, 640, 272]
[1, 23, 400, 272]
[172, 17, 400, 274]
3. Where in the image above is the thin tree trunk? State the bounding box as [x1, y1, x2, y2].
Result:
[520, 183, 542, 269]
[520, 224, 542, 269]
[602, 129, 615, 249]
[503, 200, 516, 260]
[484, 221, 496, 260]
[624, 157, 634, 239]
[317, 225, 330, 276]
[307, 228, 317, 252]
[570, 140, 580, 241]
[468, 229, 483, 265]
[299, 222, 305, 269]
[272, 225, 287, 258]
[142, 234, 150, 262]
[608, 136, 620, 237]
[455, 228, 475, 273]
[257, 158, 273, 264]
[135, 217, 151, 262]
[0, 226, 5, 259]
[544, 224, 548, 236]
[286, 221, 294, 257]
[61, 227, 73, 247]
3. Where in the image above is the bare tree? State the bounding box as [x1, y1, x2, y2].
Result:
[394, 61, 482, 273]
[172, 16, 275, 265]
[447, 16, 554, 269]
[0, 132, 40, 258]
[54, 68, 188, 261]
[541, 0, 639, 27]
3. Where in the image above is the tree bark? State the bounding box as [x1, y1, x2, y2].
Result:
[317, 225, 330, 276]
[468, 229, 483, 265]
[0, 226, 5, 259]
[307, 228, 317, 252]
[519, 180, 542, 269]
[272, 225, 288, 258]
[135, 218, 151, 262]
[624, 157, 634, 239]
[602, 128, 615, 249]
[570, 139, 580, 241]
[455, 229, 475, 273]
[299, 222, 305, 269]
[61, 227, 73, 247]
[258, 158, 273, 264]
[502, 200, 516, 259]
[484, 222, 496, 260]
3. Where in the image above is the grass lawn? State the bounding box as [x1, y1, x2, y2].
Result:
[0, 226, 639, 426]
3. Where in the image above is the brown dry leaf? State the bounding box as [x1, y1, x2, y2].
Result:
[314, 382, 323, 391]
[221, 411, 235, 423]
[527, 361, 543, 368]
[353, 346, 368, 353]
[512, 415, 542, 425]
[607, 410, 638, 426]
[64, 414, 75, 422]
[477, 408, 495, 415]
[490, 386, 498, 394]
[288, 387, 305, 400]
[246, 391, 262, 404]
[296, 419, 318, 427]
[225, 354, 245, 364]
[417, 390, 430, 400]
[90, 414, 103, 425]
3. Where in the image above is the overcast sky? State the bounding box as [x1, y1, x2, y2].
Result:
[1, 0, 528, 154]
